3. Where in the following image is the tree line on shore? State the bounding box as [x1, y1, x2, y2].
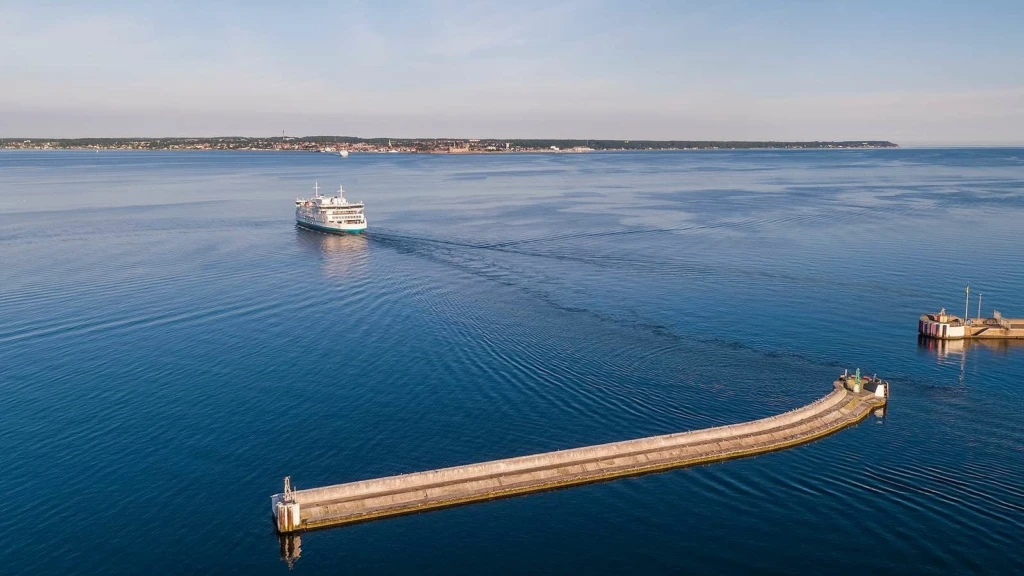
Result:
[1, 136, 899, 150]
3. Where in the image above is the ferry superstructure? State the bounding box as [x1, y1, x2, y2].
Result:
[295, 182, 367, 234]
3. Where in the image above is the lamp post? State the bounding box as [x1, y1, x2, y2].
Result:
[965, 284, 970, 322]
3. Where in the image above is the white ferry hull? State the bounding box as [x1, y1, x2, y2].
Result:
[296, 217, 366, 234]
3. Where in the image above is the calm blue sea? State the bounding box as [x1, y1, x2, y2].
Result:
[1, 149, 1022, 574]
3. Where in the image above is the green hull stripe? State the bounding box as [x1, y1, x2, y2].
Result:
[296, 221, 365, 235]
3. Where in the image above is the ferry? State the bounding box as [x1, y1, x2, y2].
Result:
[295, 182, 367, 234]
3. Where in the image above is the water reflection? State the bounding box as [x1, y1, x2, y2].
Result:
[917, 335, 965, 359]
[295, 226, 369, 279]
[278, 533, 301, 569]
[918, 335, 1024, 390]
[918, 335, 1024, 359]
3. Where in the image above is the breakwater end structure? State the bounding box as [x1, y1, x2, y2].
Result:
[271, 372, 888, 534]
[919, 288, 1024, 340]
[919, 309, 1024, 340]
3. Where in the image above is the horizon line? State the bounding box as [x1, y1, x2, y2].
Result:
[6, 137, 1024, 147]
[2, 136, 901, 143]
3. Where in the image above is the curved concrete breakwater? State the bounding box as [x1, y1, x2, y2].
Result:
[272, 372, 888, 534]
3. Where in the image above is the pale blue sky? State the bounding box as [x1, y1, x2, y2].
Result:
[2, 1, 1022, 142]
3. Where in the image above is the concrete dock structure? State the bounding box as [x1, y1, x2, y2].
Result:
[272, 372, 888, 533]
[919, 287, 1024, 340]
[919, 309, 1024, 340]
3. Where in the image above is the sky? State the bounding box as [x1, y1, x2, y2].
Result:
[1, 0, 1022, 143]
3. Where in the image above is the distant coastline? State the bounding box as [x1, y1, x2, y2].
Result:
[0, 136, 898, 153]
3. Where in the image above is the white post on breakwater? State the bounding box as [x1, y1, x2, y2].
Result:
[965, 283, 970, 323]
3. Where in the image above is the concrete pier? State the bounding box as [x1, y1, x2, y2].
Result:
[272, 372, 888, 533]
[920, 309, 1024, 340]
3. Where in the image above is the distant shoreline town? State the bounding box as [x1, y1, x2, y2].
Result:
[0, 137, 898, 153]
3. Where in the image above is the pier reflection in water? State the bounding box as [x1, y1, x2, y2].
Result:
[918, 335, 966, 360]
[918, 334, 1024, 359]
[278, 533, 301, 569]
[917, 334, 1024, 390]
